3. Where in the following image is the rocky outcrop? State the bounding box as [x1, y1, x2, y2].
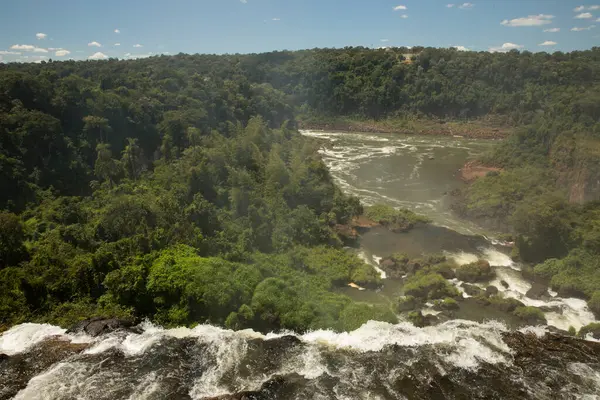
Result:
[526, 282, 548, 300]
[67, 317, 139, 337]
[0, 338, 89, 399]
[460, 161, 501, 183]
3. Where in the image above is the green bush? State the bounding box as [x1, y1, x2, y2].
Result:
[513, 306, 547, 325]
[404, 272, 460, 300]
[486, 296, 524, 312]
[456, 260, 494, 283]
[578, 322, 600, 339]
[365, 204, 430, 232]
[435, 297, 459, 311]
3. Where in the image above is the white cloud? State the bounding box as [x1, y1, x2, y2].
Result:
[33, 47, 48, 53]
[574, 5, 585, 12]
[115, 43, 121, 46]
[55, 49, 70, 56]
[453, 45, 469, 51]
[501, 14, 554, 27]
[393, 5, 407, 11]
[590, 5, 600, 10]
[88, 41, 102, 47]
[539, 40, 557, 46]
[88, 52, 108, 60]
[400, 14, 408, 19]
[36, 33, 47, 40]
[489, 42, 523, 53]
[544, 27, 560, 32]
[133, 44, 143, 48]
[381, 39, 389, 42]
[272, 18, 280, 21]
[575, 12, 593, 19]
[571, 25, 596, 31]
[447, 4, 455, 8]
[458, 3, 474, 9]
[10, 44, 35, 51]
[0, 50, 21, 55]
[124, 52, 154, 59]
[114, 29, 120, 34]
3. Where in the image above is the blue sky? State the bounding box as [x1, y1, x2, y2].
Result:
[1, 0, 599, 62]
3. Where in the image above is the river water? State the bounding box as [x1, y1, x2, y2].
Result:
[2, 130, 600, 399]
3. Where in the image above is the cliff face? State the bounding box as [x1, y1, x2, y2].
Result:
[551, 134, 600, 204]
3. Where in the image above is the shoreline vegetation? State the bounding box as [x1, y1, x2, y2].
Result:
[298, 115, 514, 140]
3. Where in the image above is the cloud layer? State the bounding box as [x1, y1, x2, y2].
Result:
[501, 14, 554, 27]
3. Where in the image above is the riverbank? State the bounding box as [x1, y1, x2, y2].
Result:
[298, 116, 514, 140]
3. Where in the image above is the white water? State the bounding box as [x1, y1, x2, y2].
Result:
[447, 250, 597, 331]
[0, 323, 67, 355]
[357, 250, 387, 279]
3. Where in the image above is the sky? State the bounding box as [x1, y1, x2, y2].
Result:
[0, 0, 599, 63]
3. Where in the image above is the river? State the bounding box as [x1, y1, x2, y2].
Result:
[1, 130, 600, 399]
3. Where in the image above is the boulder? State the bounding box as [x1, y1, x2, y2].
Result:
[380, 258, 406, 279]
[500, 280, 509, 289]
[526, 282, 548, 300]
[68, 317, 138, 337]
[0, 353, 8, 362]
[485, 286, 499, 297]
[461, 283, 484, 297]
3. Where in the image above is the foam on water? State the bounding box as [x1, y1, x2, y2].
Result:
[0, 323, 67, 355]
[300, 319, 512, 370]
[491, 268, 597, 331]
[357, 250, 387, 279]
[448, 251, 479, 265]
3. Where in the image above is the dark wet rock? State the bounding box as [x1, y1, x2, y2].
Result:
[0, 338, 89, 399]
[526, 282, 548, 300]
[407, 311, 438, 327]
[487, 296, 525, 312]
[0, 353, 8, 363]
[68, 317, 139, 337]
[485, 286, 499, 297]
[500, 280, 509, 289]
[205, 374, 310, 400]
[539, 305, 562, 314]
[462, 283, 484, 297]
[379, 258, 406, 279]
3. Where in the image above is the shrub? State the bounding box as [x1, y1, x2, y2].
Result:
[513, 306, 547, 325]
[365, 204, 430, 232]
[486, 296, 524, 312]
[404, 272, 460, 300]
[435, 297, 459, 311]
[456, 260, 494, 283]
[578, 322, 600, 339]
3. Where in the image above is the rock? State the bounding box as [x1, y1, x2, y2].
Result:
[485, 286, 499, 297]
[0, 353, 8, 362]
[379, 258, 406, 279]
[526, 282, 548, 300]
[205, 374, 309, 400]
[462, 283, 484, 297]
[68, 317, 138, 337]
[500, 280, 509, 289]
